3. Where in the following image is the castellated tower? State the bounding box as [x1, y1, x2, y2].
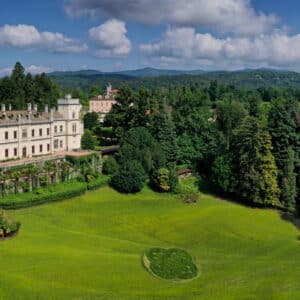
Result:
[57, 94, 83, 151]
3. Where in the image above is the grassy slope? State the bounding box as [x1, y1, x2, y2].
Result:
[0, 186, 299, 300]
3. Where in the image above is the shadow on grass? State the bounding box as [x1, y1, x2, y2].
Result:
[280, 212, 300, 240]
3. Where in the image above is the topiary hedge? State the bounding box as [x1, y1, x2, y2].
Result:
[143, 248, 198, 281]
[0, 181, 87, 209]
[87, 175, 110, 191]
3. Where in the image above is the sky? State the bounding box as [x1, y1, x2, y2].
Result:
[1, 0, 300, 75]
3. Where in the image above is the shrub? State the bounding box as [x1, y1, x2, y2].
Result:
[111, 160, 146, 193]
[103, 157, 119, 175]
[150, 168, 179, 193]
[150, 168, 171, 192]
[76, 174, 86, 182]
[87, 175, 110, 191]
[0, 181, 87, 209]
[0, 210, 21, 238]
[181, 193, 199, 204]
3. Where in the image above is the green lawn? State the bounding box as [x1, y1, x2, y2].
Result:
[0, 185, 299, 299]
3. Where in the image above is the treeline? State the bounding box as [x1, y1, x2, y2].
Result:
[0, 62, 61, 109]
[49, 69, 300, 92]
[103, 82, 300, 212]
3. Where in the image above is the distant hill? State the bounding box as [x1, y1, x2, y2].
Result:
[112, 67, 206, 77]
[49, 68, 300, 91]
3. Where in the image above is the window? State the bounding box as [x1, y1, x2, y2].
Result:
[47, 144, 50, 152]
[22, 129, 27, 139]
[13, 131, 17, 139]
[54, 126, 57, 133]
[47, 128, 50, 136]
[32, 129, 35, 137]
[54, 140, 59, 149]
[32, 146, 35, 154]
[39, 128, 42, 136]
[72, 123, 77, 134]
[72, 112, 76, 119]
[60, 140, 63, 148]
[39, 145, 43, 153]
[5, 149, 9, 158]
[14, 148, 17, 156]
[4, 131, 8, 140]
[60, 125, 63, 132]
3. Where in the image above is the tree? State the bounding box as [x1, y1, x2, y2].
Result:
[83, 112, 99, 130]
[105, 85, 153, 137]
[281, 148, 297, 211]
[216, 96, 247, 150]
[211, 153, 237, 194]
[234, 117, 280, 207]
[118, 127, 165, 174]
[268, 97, 299, 211]
[103, 157, 119, 175]
[81, 130, 97, 150]
[155, 112, 178, 164]
[111, 160, 146, 193]
[88, 85, 102, 99]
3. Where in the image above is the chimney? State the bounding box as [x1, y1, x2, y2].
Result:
[50, 108, 54, 121]
[1, 104, 6, 112]
[27, 103, 32, 112]
[34, 104, 38, 112]
[65, 94, 72, 100]
[8, 104, 12, 111]
[45, 104, 49, 113]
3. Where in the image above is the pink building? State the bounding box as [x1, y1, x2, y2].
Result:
[89, 83, 118, 122]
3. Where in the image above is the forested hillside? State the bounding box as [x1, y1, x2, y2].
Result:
[49, 69, 300, 92]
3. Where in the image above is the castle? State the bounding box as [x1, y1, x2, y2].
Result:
[89, 83, 119, 122]
[0, 95, 83, 162]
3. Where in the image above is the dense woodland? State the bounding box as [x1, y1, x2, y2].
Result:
[101, 82, 300, 213]
[1, 63, 300, 213]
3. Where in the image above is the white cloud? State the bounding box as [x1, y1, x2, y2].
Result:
[66, 0, 278, 36]
[89, 19, 131, 58]
[140, 27, 300, 70]
[0, 67, 12, 77]
[0, 65, 53, 77]
[26, 65, 53, 74]
[0, 24, 88, 53]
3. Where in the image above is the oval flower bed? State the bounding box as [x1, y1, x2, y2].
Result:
[143, 248, 198, 281]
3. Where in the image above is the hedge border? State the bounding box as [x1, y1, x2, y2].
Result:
[0, 176, 109, 210]
[87, 175, 110, 191]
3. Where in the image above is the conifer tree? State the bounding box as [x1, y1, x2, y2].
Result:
[235, 116, 280, 206]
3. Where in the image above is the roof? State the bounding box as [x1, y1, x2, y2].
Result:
[176, 169, 192, 175]
[0, 110, 64, 124]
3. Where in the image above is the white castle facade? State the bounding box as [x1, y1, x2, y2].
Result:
[0, 95, 83, 162]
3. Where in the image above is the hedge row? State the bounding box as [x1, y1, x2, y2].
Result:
[0, 175, 111, 210]
[87, 175, 110, 191]
[0, 181, 87, 209]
